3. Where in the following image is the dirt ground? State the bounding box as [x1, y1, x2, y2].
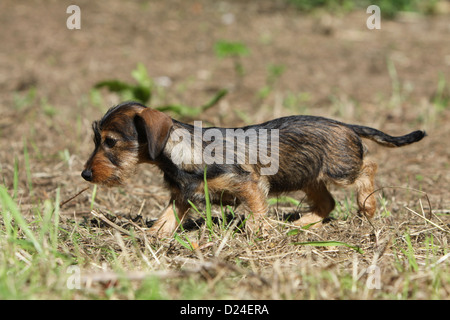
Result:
[0, 0, 449, 299]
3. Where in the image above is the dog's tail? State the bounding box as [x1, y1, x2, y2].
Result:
[348, 124, 426, 147]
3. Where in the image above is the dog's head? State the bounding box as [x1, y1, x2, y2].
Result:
[81, 102, 173, 186]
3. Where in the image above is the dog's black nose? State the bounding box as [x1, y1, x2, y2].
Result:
[81, 169, 93, 182]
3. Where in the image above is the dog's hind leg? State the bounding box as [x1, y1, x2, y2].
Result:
[354, 159, 378, 219]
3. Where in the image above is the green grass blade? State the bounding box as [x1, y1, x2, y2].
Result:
[287, 221, 321, 235]
[13, 157, 19, 200]
[0, 186, 43, 254]
[172, 200, 194, 251]
[203, 166, 213, 232]
[23, 139, 33, 195]
[200, 89, 228, 111]
[292, 240, 364, 254]
[173, 233, 193, 251]
[403, 232, 419, 272]
[267, 196, 300, 206]
[52, 188, 60, 250]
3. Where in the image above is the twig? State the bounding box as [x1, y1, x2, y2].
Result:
[432, 253, 450, 267]
[90, 209, 132, 236]
[404, 206, 450, 234]
[362, 186, 432, 219]
[214, 217, 241, 257]
[60, 187, 89, 207]
[81, 270, 191, 286]
[129, 219, 162, 264]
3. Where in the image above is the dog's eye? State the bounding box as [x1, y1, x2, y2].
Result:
[104, 137, 117, 148]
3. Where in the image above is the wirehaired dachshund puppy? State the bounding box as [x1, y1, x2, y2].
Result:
[81, 101, 425, 237]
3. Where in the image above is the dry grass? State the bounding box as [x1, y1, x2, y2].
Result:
[1, 179, 448, 299]
[1, 0, 449, 300]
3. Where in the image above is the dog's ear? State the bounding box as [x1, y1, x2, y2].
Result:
[134, 108, 173, 161]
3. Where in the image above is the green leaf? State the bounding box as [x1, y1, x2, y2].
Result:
[94, 80, 133, 92]
[131, 63, 152, 88]
[200, 89, 228, 111]
[214, 41, 250, 59]
[131, 86, 151, 104]
[156, 89, 227, 118]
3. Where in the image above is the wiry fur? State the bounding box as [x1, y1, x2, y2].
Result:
[82, 102, 426, 238]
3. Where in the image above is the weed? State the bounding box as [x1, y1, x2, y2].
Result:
[135, 276, 167, 300]
[23, 139, 33, 196]
[90, 184, 97, 210]
[332, 195, 355, 221]
[393, 231, 420, 273]
[287, 0, 437, 18]
[402, 232, 419, 272]
[387, 58, 413, 109]
[233, 109, 253, 125]
[371, 0, 436, 18]
[214, 40, 250, 87]
[0, 184, 60, 256]
[287, 0, 355, 14]
[89, 87, 105, 109]
[41, 97, 57, 118]
[94, 63, 227, 119]
[173, 200, 196, 251]
[12, 157, 19, 200]
[13, 87, 37, 110]
[95, 63, 153, 105]
[184, 167, 232, 244]
[292, 240, 364, 254]
[257, 64, 286, 100]
[379, 196, 392, 217]
[58, 149, 72, 168]
[267, 195, 301, 207]
[157, 88, 227, 119]
[432, 72, 449, 113]
[282, 91, 311, 114]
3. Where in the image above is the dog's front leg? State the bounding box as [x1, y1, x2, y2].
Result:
[148, 196, 190, 238]
[238, 181, 271, 234]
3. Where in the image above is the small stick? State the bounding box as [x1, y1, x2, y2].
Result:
[90, 209, 132, 236]
[362, 185, 433, 219]
[404, 206, 450, 234]
[60, 187, 89, 207]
